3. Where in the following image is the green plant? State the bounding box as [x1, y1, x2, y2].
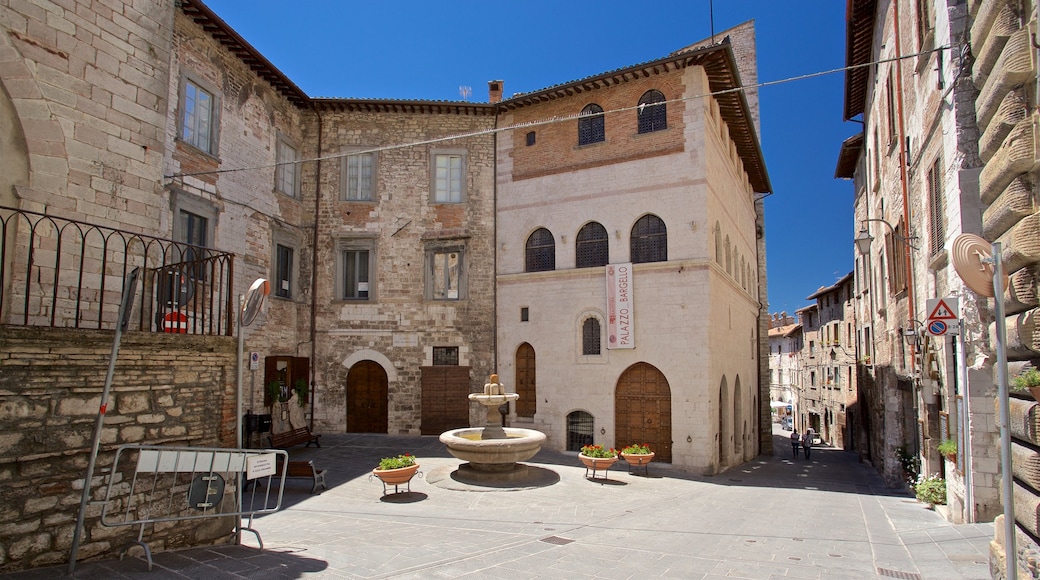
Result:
[896, 444, 920, 486]
[914, 473, 947, 505]
[621, 443, 652, 455]
[293, 379, 308, 407]
[580, 444, 617, 459]
[937, 439, 957, 456]
[1011, 368, 1040, 392]
[265, 380, 288, 404]
[377, 453, 416, 470]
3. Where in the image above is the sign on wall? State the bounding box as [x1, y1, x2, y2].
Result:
[606, 263, 635, 349]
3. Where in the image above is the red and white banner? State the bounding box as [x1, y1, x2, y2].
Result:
[606, 263, 634, 349]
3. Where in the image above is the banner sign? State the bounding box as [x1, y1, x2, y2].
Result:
[606, 263, 634, 349]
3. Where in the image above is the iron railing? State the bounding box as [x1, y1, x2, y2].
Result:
[0, 205, 235, 335]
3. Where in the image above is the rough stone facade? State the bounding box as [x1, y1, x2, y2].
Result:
[0, 326, 236, 571]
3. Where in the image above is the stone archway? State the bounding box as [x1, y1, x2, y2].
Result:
[615, 362, 672, 462]
[719, 376, 731, 467]
[733, 375, 743, 459]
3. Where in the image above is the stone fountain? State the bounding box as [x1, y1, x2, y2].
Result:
[439, 374, 547, 481]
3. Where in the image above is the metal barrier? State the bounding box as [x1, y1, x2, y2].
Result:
[100, 445, 288, 570]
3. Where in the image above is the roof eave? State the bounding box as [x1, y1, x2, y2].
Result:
[843, 0, 877, 121]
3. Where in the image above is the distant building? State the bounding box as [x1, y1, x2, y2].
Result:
[767, 312, 801, 413]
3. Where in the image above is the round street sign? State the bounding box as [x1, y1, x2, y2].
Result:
[927, 320, 947, 336]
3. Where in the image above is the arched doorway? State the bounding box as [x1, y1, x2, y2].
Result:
[719, 376, 731, 467]
[515, 343, 536, 418]
[615, 362, 672, 462]
[347, 360, 388, 433]
[733, 376, 743, 459]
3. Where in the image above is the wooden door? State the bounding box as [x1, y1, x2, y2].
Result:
[615, 362, 672, 462]
[420, 366, 471, 435]
[347, 360, 388, 433]
[515, 343, 536, 418]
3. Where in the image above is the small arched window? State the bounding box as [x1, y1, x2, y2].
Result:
[576, 222, 609, 268]
[525, 228, 556, 272]
[637, 90, 667, 134]
[631, 214, 667, 263]
[714, 222, 722, 263]
[578, 104, 605, 145]
[725, 235, 732, 275]
[566, 410, 594, 451]
[582, 317, 601, 355]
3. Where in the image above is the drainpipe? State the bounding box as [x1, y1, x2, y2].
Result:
[309, 106, 323, 430]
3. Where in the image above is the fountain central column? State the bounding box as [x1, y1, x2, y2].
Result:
[470, 374, 515, 439]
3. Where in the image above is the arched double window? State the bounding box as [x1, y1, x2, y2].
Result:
[525, 228, 556, 272]
[576, 222, 609, 268]
[637, 90, 667, 134]
[631, 214, 667, 263]
[578, 104, 605, 145]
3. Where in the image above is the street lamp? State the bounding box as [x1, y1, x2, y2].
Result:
[854, 218, 918, 255]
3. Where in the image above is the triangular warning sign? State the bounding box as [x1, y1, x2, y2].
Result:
[928, 299, 957, 320]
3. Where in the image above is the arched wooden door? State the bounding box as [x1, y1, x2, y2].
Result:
[347, 360, 388, 433]
[615, 362, 672, 462]
[515, 343, 536, 418]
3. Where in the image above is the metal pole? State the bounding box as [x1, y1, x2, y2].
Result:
[991, 243, 1016, 579]
[957, 319, 973, 523]
[68, 269, 138, 574]
[235, 293, 244, 545]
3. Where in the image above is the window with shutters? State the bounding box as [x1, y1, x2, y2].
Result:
[525, 228, 555, 272]
[575, 222, 608, 268]
[631, 214, 667, 264]
[637, 90, 667, 133]
[578, 104, 605, 145]
[887, 220, 908, 294]
[927, 158, 945, 257]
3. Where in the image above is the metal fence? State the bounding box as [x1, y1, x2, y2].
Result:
[100, 445, 288, 570]
[0, 205, 235, 335]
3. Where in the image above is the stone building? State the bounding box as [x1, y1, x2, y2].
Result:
[493, 22, 771, 475]
[767, 312, 801, 413]
[0, 0, 771, 569]
[797, 273, 860, 450]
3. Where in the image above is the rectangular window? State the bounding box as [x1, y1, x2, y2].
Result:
[434, 154, 463, 202]
[886, 71, 896, 146]
[182, 80, 215, 154]
[342, 249, 370, 300]
[521, 307, 529, 322]
[433, 346, 459, 366]
[275, 244, 293, 298]
[275, 139, 298, 197]
[887, 220, 908, 294]
[344, 153, 374, 201]
[429, 250, 463, 300]
[927, 158, 945, 256]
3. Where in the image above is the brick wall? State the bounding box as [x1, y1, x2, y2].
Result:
[0, 326, 236, 571]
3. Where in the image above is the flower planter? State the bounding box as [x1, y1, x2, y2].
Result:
[620, 452, 655, 475]
[579, 453, 618, 479]
[373, 463, 420, 495]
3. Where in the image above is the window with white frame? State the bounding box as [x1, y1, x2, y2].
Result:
[337, 238, 375, 301]
[171, 191, 218, 278]
[180, 77, 219, 155]
[275, 137, 299, 197]
[432, 151, 465, 203]
[342, 152, 376, 201]
[427, 246, 465, 300]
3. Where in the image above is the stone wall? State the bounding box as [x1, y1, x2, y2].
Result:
[0, 326, 236, 571]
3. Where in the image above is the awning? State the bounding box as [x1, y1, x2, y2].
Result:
[769, 401, 791, 408]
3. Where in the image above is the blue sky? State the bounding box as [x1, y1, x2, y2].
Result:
[203, 0, 854, 316]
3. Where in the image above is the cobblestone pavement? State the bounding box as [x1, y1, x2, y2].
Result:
[3, 425, 992, 579]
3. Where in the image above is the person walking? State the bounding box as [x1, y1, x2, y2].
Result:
[790, 428, 801, 458]
[802, 428, 814, 460]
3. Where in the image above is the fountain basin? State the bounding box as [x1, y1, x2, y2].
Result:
[439, 427, 545, 469]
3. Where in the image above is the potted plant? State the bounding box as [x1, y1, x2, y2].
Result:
[937, 439, 957, 463]
[373, 453, 419, 485]
[619, 442, 655, 467]
[293, 379, 309, 407]
[1011, 367, 1040, 402]
[578, 444, 619, 472]
[914, 473, 947, 507]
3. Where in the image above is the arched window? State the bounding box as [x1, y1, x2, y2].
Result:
[714, 222, 722, 263]
[576, 222, 609, 268]
[566, 410, 594, 451]
[631, 214, 667, 263]
[525, 228, 556, 272]
[582, 317, 601, 355]
[578, 104, 605, 145]
[724, 235, 732, 275]
[637, 90, 667, 134]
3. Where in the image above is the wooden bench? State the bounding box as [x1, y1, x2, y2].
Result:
[268, 427, 321, 449]
[276, 460, 327, 494]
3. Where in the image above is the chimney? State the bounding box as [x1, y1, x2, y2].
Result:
[488, 80, 503, 104]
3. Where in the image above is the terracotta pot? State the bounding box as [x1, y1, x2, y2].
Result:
[373, 463, 420, 485]
[620, 452, 655, 467]
[579, 453, 618, 470]
[1029, 386, 1040, 402]
[943, 452, 957, 464]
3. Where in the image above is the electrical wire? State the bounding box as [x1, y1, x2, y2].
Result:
[163, 44, 957, 181]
